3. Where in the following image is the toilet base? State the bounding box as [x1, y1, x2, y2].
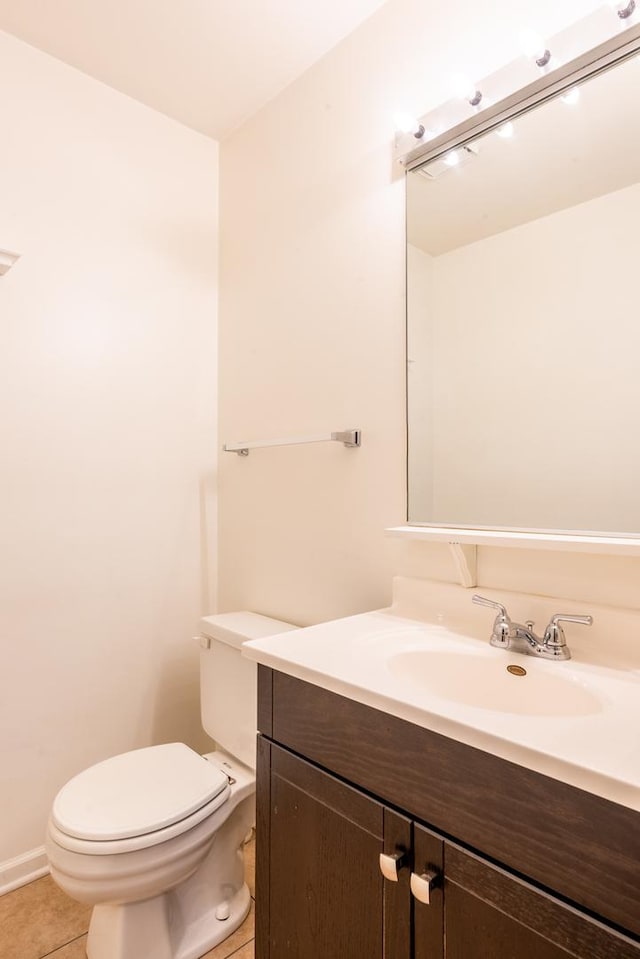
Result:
[87, 881, 251, 959]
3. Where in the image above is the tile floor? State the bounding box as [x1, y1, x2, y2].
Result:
[0, 838, 255, 959]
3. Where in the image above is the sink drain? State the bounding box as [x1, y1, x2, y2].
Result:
[506, 664, 527, 677]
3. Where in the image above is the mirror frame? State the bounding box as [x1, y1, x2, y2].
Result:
[392, 19, 640, 558]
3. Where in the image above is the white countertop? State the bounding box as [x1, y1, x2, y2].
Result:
[242, 578, 640, 812]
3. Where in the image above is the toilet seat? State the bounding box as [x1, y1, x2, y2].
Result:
[50, 743, 230, 854]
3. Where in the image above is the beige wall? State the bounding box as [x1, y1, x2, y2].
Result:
[0, 31, 218, 871]
[218, 0, 640, 625]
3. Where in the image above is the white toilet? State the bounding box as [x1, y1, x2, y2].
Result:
[45, 612, 297, 959]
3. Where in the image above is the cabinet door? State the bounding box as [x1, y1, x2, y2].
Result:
[443, 842, 640, 959]
[413, 823, 444, 959]
[256, 739, 411, 959]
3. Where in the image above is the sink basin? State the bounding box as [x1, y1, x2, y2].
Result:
[388, 650, 602, 716]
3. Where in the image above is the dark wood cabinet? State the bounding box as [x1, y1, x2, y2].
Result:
[442, 843, 637, 959]
[256, 667, 640, 959]
[257, 740, 411, 959]
[262, 740, 383, 958]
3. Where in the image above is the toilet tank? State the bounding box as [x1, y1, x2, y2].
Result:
[199, 611, 297, 770]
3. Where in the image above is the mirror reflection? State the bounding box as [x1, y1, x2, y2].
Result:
[407, 54, 640, 534]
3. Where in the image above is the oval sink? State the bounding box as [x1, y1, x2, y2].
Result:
[388, 650, 602, 716]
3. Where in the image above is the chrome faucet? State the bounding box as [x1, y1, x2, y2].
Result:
[472, 595, 593, 661]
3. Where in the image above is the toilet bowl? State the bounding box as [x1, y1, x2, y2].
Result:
[45, 612, 297, 959]
[47, 747, 254, 959]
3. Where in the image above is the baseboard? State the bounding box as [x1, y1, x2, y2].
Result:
[0, 847, 49, 896]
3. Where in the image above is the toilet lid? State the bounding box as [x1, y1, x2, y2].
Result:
[52, 743, 229, 841]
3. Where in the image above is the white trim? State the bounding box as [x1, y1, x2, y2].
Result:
[386, 525, 640, 556]
[0, 846, 49, 896]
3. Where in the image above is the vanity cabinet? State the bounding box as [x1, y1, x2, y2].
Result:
[260, 741, 409, 958]
[255, 667, 640, 959]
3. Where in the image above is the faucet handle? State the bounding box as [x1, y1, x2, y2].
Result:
[543, 613, 593, 649]
[472, 595, 509, 618]
[472, 594, 513, 647]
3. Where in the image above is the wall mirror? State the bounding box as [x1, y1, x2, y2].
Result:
[405, 17, 640, 546]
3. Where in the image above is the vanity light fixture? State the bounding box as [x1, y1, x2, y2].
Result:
[393, 6, 640, 168]
[0, 249, 20, 276]
[451, 73, 483, 108]
[395, 113, 426, 139]
[607, 0, 636, 20]
[520, 29, 552, 68]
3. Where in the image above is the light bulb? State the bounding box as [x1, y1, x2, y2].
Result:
[496, 122, 514, 139]
[520, 30, 543, 57]
[561, 87, 580, 105]
[451, 73, 482, 107]
[519, 29, 551, 67]
[444, 150, 461, 167]
[607, 0, 636, 19]
[395, 114, 425, 138]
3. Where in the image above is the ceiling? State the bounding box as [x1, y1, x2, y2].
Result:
[0, 0, 388, 139]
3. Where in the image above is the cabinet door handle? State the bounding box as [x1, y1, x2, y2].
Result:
[379, 851, 408, 882]
[410, 869, 440, 904]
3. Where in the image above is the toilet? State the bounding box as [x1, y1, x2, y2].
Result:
[45, 612, 297, 959]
